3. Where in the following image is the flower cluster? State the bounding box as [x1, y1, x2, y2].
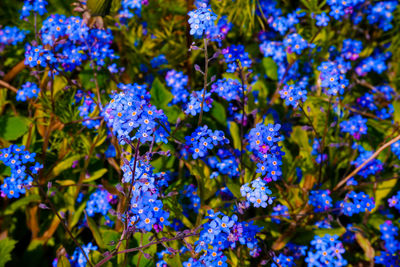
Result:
[165, 69, 189, 105]
[305, 234, 347, 266]
[182, 125, 228, 159]
[283, 33, 309, 55]
[25, 15, 118, 72]
[391, 141, 400, 159]
[184, 210, 262, 266]
[272, 254, 294, 267]
[318, 61, 349, 96]
[340, 115, 367, 140]
[367, 1, 397, 31]
[375, 221, 400, 265]
[16, 82, 40, 102]
[0, 26, 28, 46]
[75, 90, 101, 129]
[308, 190, 332, 212]
[184, 90, 213, 116]
[180, 184, 201, 213]
[188, 4, 217, 37]
[20, 0, 48, 19]
[356, 50, 391, 75]
[0, 145, 42, 199]
[85, 189, 114, 217]
[271, 204, 290, 223]
[280, 78, 308, 107]
[211, 78, 242, 101]
[123, 160, 170, 232]
[208, 149, 240, 178]
[247, 123, 284, 181]
[342, 39, 362, 60]
[206, 16, 232, 46]
[339, 191, 375, 216]
[103, 83, 170, 144]
[69, 242, 97, 267]
[240, 178, 273, 208]
[222, 44, 251, 72]
[351, 144, 383, 178]
[119, 0, 142, 21]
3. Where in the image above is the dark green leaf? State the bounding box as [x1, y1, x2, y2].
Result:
[0, 237, 17, 267]
[0, 116, 29, 141]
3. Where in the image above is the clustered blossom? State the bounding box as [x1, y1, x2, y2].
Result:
[0, 150, 38, 198]
[103, 83, 170, 144]
[283, 33, 309, 55]
[280, 78, 308, 107]
[351, 144, 383, 178]
[375, 221, 400, 265]
[318, 61, 349, 96]
[75, 90, 101, 129]
[183, 210, 262, 267]
[391, 140, 400, 159]
[85, 189, 115, 217]
[338, 191, 375, 216]
[367, 1, 397, 31]
[123, 160, 170, 232]
[16, 82, 40, 102]
[188, 4, 217, 37]
[208, 149, 240, 179]
[206, 16, 232, 46]
[182, 125, 229, 159]
[342, 39, 363, 60]
[0, 26, 28, 46]
[0, 145, 42, 199]
[247, 123, 284, 181]
[119, 0, 142, 21]
[25, 15, 118, 72]
[305, 234, 347, 266]
[271, 204, 290, 223]
[165, 70, 189, 105]
[184, 90, 213, 116]
[211, 78, 242, 101]
[308, 190, 333, 212]
[20, 0, 48, 19]
[222, 44, 251, 72]
[69, 242, 97, 267]
[240, 178, 273, 208]
[180, 184, 201, 213]
[340, 115, 367, 140]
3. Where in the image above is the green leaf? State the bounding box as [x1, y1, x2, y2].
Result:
[87, 0, 112, 16]
[314, 227, 346, 237]
[225, 178, 241, 199]
[0, 116, 29, 141]
[57, 256, 71, 267]
[3, 194, 41, 216]
[210, 101, 227, 127]
[150, 78, 173, 109]
[100, 229, 120, 251]
[228, 121, 241, 149]
[374, 177, 397, 211]
[91, 250, 112, 267]
[49, 155, 82, 180]
[83, 168, 108, 183]
[0, 237, 17, 267]
[262, 57, 278, 80]
[84, 211, 105, 249]
[355, 232, 375, 260]
[392, 100, 400, 124]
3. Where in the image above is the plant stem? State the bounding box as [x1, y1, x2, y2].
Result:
[197, 37, 208, 126]
[333, 133, 400, 191]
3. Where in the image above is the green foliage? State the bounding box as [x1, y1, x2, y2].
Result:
[0, 238, 17, 267]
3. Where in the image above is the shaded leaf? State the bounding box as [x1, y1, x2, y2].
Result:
[0, 237, 17, 267]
